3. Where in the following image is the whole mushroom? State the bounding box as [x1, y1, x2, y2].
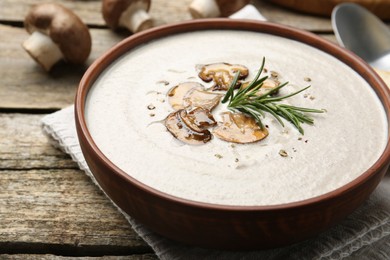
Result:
[102, 0, 153, 33]
[22, 3, 91, 71]
[189, 0, 250, 18]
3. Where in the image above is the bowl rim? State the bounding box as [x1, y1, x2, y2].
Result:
[75, 18, 390, 212]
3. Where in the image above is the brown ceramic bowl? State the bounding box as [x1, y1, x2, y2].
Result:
[75, 19, 390, 250]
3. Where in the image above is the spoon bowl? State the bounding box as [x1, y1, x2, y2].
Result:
[332, 3, 390, 70]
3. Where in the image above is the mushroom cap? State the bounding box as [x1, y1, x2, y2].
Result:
[102, 0, 152, 29]
[24, 3, 91, 64]
[181, 107, 217, 132]
[241, 78, 280, 96]
[168, 82, 203, 110]
[213, 112, 268, 143]
[215, 0, 251, 16]
[168, 82, 222, 111]
[198, 63, 249, 91]
[165, 109, 213, 145]
[183, 88, 222, 111]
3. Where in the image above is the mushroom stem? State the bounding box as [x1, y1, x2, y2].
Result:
[119, 6, 153, 33]
[22, 31, 63, 71]
[189, 0, 221, 18]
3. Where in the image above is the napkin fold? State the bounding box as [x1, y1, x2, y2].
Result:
[41, 5, 390, 259]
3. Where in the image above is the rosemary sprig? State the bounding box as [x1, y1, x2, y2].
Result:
[222, 57, 325, 134]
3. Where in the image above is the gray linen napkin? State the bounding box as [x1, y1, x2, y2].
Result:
[41, 5, 390, 259]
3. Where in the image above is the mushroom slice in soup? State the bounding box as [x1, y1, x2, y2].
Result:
[198, 63, 249, 91]
[260, 78, 280, 95]
[168, 82, 222, 111]
[181, 107, 216, 132]
[241, 78, 280, 96]
[214, 112, 268, 143]
[183, 88, 222, 111]
[165, 109, 214, 145]
[167, 82, 203, 110]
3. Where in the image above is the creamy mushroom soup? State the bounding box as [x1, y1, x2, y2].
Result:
[85, 30, 388, 206]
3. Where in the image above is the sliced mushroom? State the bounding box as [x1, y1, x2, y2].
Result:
[263, 78, 280, 89]
[168, 82, 222, 111]
[198, 63, 249, 91]
[181, 107, 216, 132]
[183, 88, 222, 111]
[22, 3, 91, 71]
[213, 112, 268, 143]
[165, 109, 214, 145]
[189, 0, 250, 18]
[102, 0, 153, 33]
[168, 82, 203, 110]
[241, 78, 280, 96]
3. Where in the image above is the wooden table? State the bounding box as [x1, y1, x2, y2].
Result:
[0, 1, 386, 259]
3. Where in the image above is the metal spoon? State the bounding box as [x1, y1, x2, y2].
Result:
[332, 3, 390, 71]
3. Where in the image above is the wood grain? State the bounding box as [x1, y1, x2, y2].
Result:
[0, 0, 193, 27]
[0, 0, 334, 31]
[0, 113, 154, 256]
[0, 113, 76, 169]
[0, 168, 152, 253]
[0, 25, 123, 110]
[375, 69, 390, 88]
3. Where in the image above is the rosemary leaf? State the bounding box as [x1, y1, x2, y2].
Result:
[237, 76, 268, 99]
[255, 81, 289, 100]
[260, 85, 311, 103]
[279, 104, 324, 113]
[221, 71, 241, 104]
[223, 58, 325, 134]
[239, 106, 265, 129]
[259, 103, 285, 126]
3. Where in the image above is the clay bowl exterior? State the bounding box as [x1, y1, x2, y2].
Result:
[75, 19, 390, 250]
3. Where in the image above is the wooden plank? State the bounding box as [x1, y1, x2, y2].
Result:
[0, 25, 123, 110]
[0, 0, 334, 31]
[0, 113, 154, 255]
[321, 34, 337, 43]
[0, 168, 153, 255]
[0, 0, 103, 26]
[0, 0, 193, 27]
[0, 113, 77, 169]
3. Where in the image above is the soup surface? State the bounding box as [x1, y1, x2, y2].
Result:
[85, 30, 387, 206]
